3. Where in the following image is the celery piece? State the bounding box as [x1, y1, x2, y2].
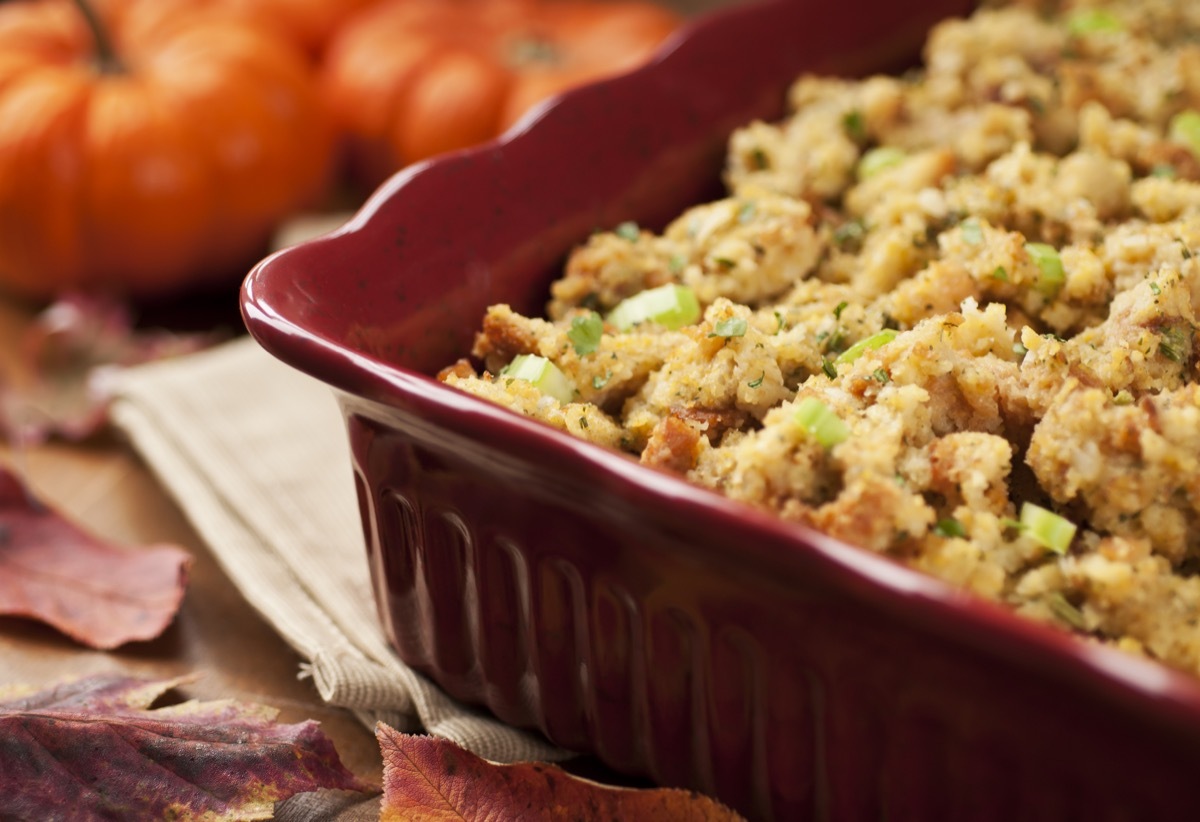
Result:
[500, 354, 576, 404]
[1020, 502, 1077, 555]
[794, 397, 849, 449]
[1168, 110, 1200, 159]
[1066, 8, 1122, 35]
[836, 329, 898, 364]
[607, 284, 701, 331]
[857, 146, 906, 180]
[1025, 242, 1065, 297]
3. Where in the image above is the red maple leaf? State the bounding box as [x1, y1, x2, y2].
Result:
[0, 674, 376, 819]
[377, 724, 747, 821]
[0, 465, 190, 649]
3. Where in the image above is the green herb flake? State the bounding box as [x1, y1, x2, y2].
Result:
[999, 517, 1025, 532]
[833, 301, 849, 320]
[615, 221, 641, 242]
[579, 416, 589, 429]
[748, 372, 765, 389]
[871, 368, 890, 384]
[750, 147, 770, 170]
[821, 359, 838, 379]
[668, 254, 687, 273]
[1159, 325, 1190, 362]
[960, 218, 983, 245]
[1013, 342, 1029, 358]
[1112, 389, 1134, 406]
[1150, 281, 1162, 296]
[774, 310, 788, 334]
[991, 265, 1009, 282]
[713, 256, 737, 270]
[933, 518, 967, 539]
[794, 397, 849, 449]
[1151, 163, 1178, 179]
[737, 201, 757, 223]
[593, 370, 612, 390]
[710, 317, 748, 339]
[567, 312, 604, 356]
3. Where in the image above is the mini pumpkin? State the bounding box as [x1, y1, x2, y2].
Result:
[0, 0, 335, 299]
[320, 0, 681, 188]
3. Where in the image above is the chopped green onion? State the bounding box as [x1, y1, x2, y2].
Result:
[1025, 242, 1065, 297]
[842, 110, 866, 141]
[836, 329, 899, 364]
[857, 146, 907, 180]
[567, 312, 603, 356]
[710, 317, 748, 339]
[1168, 110, 1200, 159]
[615, 221, 641, 242]
[1020, 502, 1077, 555]
[999, 517, 1024, 532]
[1066, 8, 1122, 35]
[833, 219, 866, 250]
[500, 354, 576, 404]
[933, 518, 967, 539]
[1047, 592, 1087, 630]
[794, 397, 849, 448]
[607, 284, 701, 331]
[960, 218, 983, 245]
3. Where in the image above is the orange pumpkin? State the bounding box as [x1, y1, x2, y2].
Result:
[207, 0, 381, 60]
[0, 0, 335, 299]
[320, 0, 681, 188]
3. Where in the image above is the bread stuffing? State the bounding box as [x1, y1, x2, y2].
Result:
[440, 0, 1200, 675]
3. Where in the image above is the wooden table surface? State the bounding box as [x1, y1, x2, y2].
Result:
[0, 292, 389, 784]
[0, 0, 748, 796]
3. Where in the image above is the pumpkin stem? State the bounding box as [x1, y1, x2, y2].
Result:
[71, 0, 123, 74]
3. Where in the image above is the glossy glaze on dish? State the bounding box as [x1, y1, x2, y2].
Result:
[242, 0, 1200, 818]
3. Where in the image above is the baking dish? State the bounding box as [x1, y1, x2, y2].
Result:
[241, 0, 1200, 818]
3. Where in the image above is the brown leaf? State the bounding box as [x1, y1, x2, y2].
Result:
[0, 465, 191, 649]
[0, 293, 222, 445]
[376, 724, 747, 821]
[0, 674, 375, 820]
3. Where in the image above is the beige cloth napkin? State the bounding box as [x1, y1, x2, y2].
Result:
[109, 335, 570, 765]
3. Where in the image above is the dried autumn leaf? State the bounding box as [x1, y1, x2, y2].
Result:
[0, 674, 375, 820]
[0, 465, 190, 649]
[0, 293, 222, 445]
[376, 724, 747, 821]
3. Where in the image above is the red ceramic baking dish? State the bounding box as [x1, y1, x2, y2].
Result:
[242, 0, 1200, 818]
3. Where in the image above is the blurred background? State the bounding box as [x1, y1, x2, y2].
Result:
[0, 0, 746, 328]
